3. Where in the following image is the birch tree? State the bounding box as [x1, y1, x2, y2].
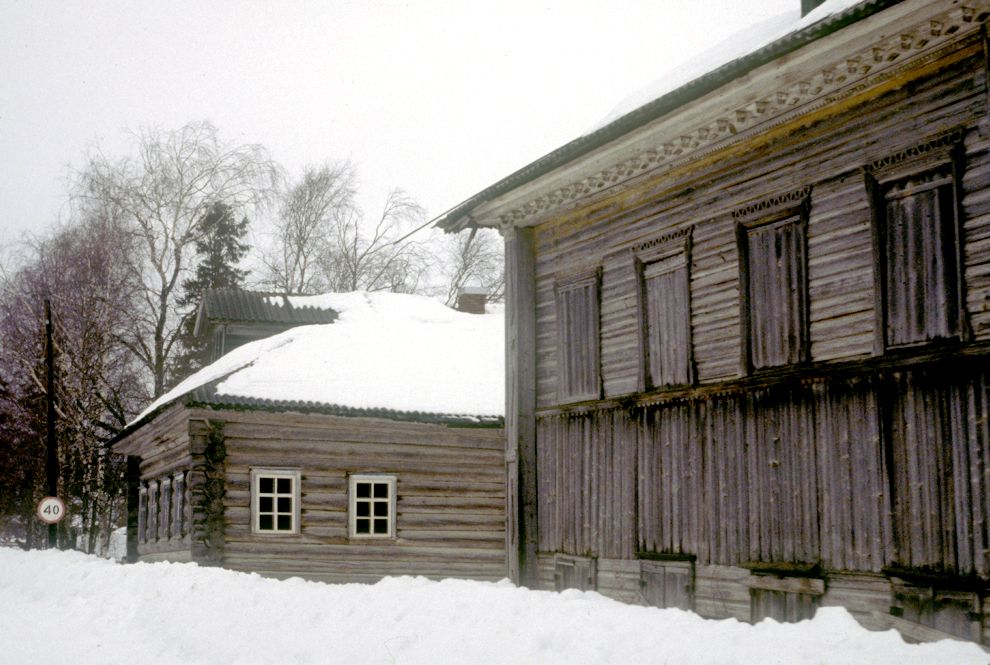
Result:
[325, 187, 428, 293]
[262, 165, 429, 295]
[0, 209, 144, 550]
[261, 162, 356, 294]
[77, 121, 280, 397]
[434, 227, 505, 306]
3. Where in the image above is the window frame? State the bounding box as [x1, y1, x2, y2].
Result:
[865, 134, 967, 353]
[735, 188, 812, 374]
[348, 474, 397, 539]
[554, 268, 603, 404]
[633, 228, 694, 391]
[250, 468, 301, 536]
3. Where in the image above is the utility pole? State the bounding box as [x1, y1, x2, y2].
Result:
[45, 299, 59, 548]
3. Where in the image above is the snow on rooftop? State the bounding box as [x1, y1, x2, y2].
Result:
[589, 0, 868, 132]
[3, 548, 988, 665]
[133, 292, 503, 425]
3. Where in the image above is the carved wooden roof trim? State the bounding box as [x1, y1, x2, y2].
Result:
[464, 2, 988, 229]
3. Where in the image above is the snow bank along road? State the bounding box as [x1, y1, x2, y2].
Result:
[0, 548, 986, 665]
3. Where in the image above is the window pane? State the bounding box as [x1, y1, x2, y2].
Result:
[356, 502, 370, 517]
[277, 497, 292, 513]
[259, 515, 273, 531]
[259, 477, 273, 494]
[277, 478, 292, 494]
[356, 518, 370, 534]
[259, 497, 273, 513]
[373, 519, 389, 534]
[373, 483, 389, 498]
[277, 515, 292, 531]
[356, 482, 370, 498]
[373, 501, 389, 517]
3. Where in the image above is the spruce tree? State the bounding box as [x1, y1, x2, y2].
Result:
[169, 202, 250, 385]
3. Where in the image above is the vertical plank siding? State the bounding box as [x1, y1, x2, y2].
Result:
[812, 378, 889, 573]
[638, 402, 704, 558]
[883, 369, 990, 577]
[540, 368, 990, 575]
[527, 41, 990, 634]
[536, 410, 636, 559]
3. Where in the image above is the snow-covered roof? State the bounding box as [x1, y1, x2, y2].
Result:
[125, 292, 504, 434]
[437, 0, 897, 231]
[192, 288, 339, 336]
[587, 0, 866, 132]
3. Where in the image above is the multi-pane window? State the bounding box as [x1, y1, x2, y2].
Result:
[555, 270, 601, 403]
[349, 474, 396, 538]
[737, 194, 810, 372]
[635, 230, 692, 389]
[252, 469, 300, 534]
[872, 161, 962, 348]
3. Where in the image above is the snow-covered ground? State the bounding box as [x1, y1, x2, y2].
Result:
[1, 548, 986, 665]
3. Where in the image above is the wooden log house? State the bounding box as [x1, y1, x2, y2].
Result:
[110, 291, 506, 583]
[193, 288, 339, 362]
[439, 0, 990, 643]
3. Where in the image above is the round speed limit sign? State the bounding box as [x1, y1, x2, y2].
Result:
[36, 496, 66, 525]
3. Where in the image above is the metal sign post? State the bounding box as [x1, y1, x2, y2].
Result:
[44, 299, 59, 548]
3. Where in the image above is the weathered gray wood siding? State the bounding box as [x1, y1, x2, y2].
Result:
[536, 408, 636, 559]
[207, 409, 505, 583]
[528, 26, 990, 624]
[534, 44, 990, 411]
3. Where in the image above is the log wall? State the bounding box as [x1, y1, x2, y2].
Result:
[208, 409, 506, 583]
[115, 404, 194, 560]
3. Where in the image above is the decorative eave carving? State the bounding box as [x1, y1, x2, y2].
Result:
[493, 2, 989, 228]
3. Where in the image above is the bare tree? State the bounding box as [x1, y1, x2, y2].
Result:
[325, 188, 429, 293]
[0, 209, 144, 551]
[261, 162, 356, 294]
[77, 121, 280, 397]
[262, 165, 429, 295]
[433, 227, 505, 306]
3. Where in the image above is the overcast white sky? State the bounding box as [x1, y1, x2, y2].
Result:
[0, 0, 797, 249]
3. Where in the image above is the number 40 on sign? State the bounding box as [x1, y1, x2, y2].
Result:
[36, 496, 66, 525]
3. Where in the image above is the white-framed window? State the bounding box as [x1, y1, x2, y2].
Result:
[349, 474, 396, 538]
[251, 468, 301, 535]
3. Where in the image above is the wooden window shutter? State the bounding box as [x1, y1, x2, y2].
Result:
[866, 130, 966, 351]
[555, 270, 602, 403]
[879, 171, 960, 347]
[746, 218, 807, 369]
[636, 230, 693, 389]
[735, 188, 811, 373]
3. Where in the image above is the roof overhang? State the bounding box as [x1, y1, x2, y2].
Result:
[437, 0, 984, 231]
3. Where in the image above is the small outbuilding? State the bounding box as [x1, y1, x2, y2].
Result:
[111, 291, 506, 583]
